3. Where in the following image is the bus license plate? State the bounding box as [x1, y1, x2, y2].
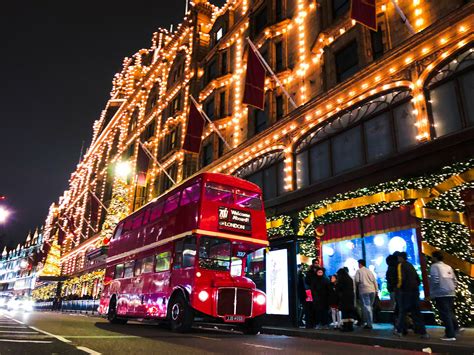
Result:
[224, 315, 245, 323]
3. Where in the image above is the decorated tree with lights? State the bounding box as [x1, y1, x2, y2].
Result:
[100, 178, 130, 245]
[39, 239, 61, 277]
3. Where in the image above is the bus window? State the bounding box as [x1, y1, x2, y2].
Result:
[174, 237, 196, 269]
[132, 214, 143, 229]
[231, 257, 243, 277]
[114, 264, 124, 279]
[142, 208, 151, 225]
[205, 183, 233, 204]
[123, 219, 133, 232]
[198, 237, 231, 271]
[234, 190, 262, 210]
[155, 251, 171, 272]
[180, 182, 201, 206]
[123, 262, 134, 278]
[142, 256, 154, 273]
[150, 202, 164, 222]
[164, 192, 180, 213]
[134, 259, 143, 276]
[113, 223, 124, 240]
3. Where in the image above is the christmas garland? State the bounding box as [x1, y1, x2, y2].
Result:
[266, 215, 293, 238]
[61, 269, 105, 299]
[32, 283, 57, 301]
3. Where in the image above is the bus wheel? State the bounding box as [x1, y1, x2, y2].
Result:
[241, 317, 263, 335]
[107, 297, 128, 325]
[169, 294, 193, 332]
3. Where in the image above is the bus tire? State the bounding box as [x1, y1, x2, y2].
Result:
[169, 294, 193, 333]
[107, 296, 128, 325]
[241, 316, 263, 335]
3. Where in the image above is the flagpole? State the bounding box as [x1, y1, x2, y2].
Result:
[246, 38, 298, 110]
[138, 141, 176, 185]
[389, 0, 415, 34]
[189, 95, 232, 150]
[88, 189, 109, 214]
[81, 217, 96, 234]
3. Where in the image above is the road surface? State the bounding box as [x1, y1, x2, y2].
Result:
[0, 310, 422, 354]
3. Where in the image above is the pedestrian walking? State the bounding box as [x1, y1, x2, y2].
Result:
[394, 252, 428, 338]
[297, 264, 311, 328]
[336, 268, 355, 332]
[386, 253, 399, 326]
[310, 267, 330, 329]
[328, 274, 341, 329]
[354, 259, 378, 329]
[429, 251, 461, 341]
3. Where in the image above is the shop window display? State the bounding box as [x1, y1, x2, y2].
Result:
[322, 237, 364, 278]
[364, 228, 424, 300]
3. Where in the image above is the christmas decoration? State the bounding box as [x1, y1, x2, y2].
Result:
[266, 215, 293, 239]
[32, 283, 57, 301]
[297, 159, 474, 325]
[61, 269, 105, 299]
[38, 238, 61, 277]
[99, 178, 129, 246]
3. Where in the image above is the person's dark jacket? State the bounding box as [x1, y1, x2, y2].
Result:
[385, 255, 398, 293]
[297, 270, 308, 303]
[327, 281, 338, 307]
[336, 268, 355, 312]
[310, 268, 329, 308]
[305, 266, 316, 290]
[397, 260, 421, 292]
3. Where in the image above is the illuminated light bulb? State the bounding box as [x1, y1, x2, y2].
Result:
[459, 25, 466, 33]
[381, 4, 386, 11]
[389, 67, 396, 73]
[415, 18, 424, 27]
[440, 38, 447, 45]
[404, 57, 413, 64]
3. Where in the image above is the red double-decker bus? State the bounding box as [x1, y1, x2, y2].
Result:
[98, 173, 268, 333]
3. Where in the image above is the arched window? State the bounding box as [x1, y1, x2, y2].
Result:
[167, 51, 186, 89]
[426, 46, 474, 138]
[234, 151, 285, 201]
[295, 90, 417, 189]
[145, 82, 160, 116]
[128, 107, 139, 135]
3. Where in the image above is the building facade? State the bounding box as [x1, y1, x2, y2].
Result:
[0, 229, 45, 296]
[35, 0, 473, 323]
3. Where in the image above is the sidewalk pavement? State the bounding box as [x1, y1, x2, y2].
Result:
[262, 323, 474, 354]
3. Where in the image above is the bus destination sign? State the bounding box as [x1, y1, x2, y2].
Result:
[218, 207, 252, 234]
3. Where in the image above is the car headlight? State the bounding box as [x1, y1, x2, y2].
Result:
[254, 293, 266, 306]
[198, 290, 209, 302]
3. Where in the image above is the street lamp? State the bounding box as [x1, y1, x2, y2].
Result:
[115, 161, 131, 181]
[0, 206, 9, 224]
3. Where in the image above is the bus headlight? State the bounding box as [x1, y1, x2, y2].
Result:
[254, 293, 266, 306]
[198, 290, 209, 302]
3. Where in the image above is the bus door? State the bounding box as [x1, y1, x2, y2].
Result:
[170, 236, 197, 293]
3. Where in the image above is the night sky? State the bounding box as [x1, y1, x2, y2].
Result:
[0, 0, 225, 250]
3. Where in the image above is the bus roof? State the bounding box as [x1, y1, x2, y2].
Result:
[121, 172, 261, 221]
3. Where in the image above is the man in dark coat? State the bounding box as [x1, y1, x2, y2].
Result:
[336, 268, 355, 332]
[310, 267, 330, 329]
[395, 252, 428, 338]
[386, 253, 399, 325]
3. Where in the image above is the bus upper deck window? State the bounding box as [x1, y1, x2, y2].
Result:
[181, 182, 201, 206]
[234, 190, 262, 210]
[132, 214, 143, 229]
[123, 262, 134, 278]
[205, 183, 233, 204]
[113, 223, 124, 240]
[150, 202, 164, 222]
[114, 264, 124, 279]
[123, 219, 133, 232]
[164, 192, 180, 213]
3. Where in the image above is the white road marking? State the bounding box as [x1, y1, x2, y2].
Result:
[28, 326, 72, 343]
[0, 330, 39, 334]
[56, 335, 139, 339]
[192, 335, 221, 341]
[243, 343, 283, 351]
[76, 346, 102, 355]
[0, 325, 28, 328]
[0, 339, 53, 344]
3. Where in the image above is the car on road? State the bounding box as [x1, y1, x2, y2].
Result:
[6, 297, 34, 312]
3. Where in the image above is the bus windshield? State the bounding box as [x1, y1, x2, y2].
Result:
[198, 237, 231, 271]
[204, 182, 262, 210]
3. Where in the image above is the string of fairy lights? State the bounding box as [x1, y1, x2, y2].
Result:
[37, 0, 472, 276]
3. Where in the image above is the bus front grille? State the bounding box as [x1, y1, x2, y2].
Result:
[216, 288, 252, 316]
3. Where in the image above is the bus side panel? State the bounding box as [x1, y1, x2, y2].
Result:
[143, 270, 171, 318]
